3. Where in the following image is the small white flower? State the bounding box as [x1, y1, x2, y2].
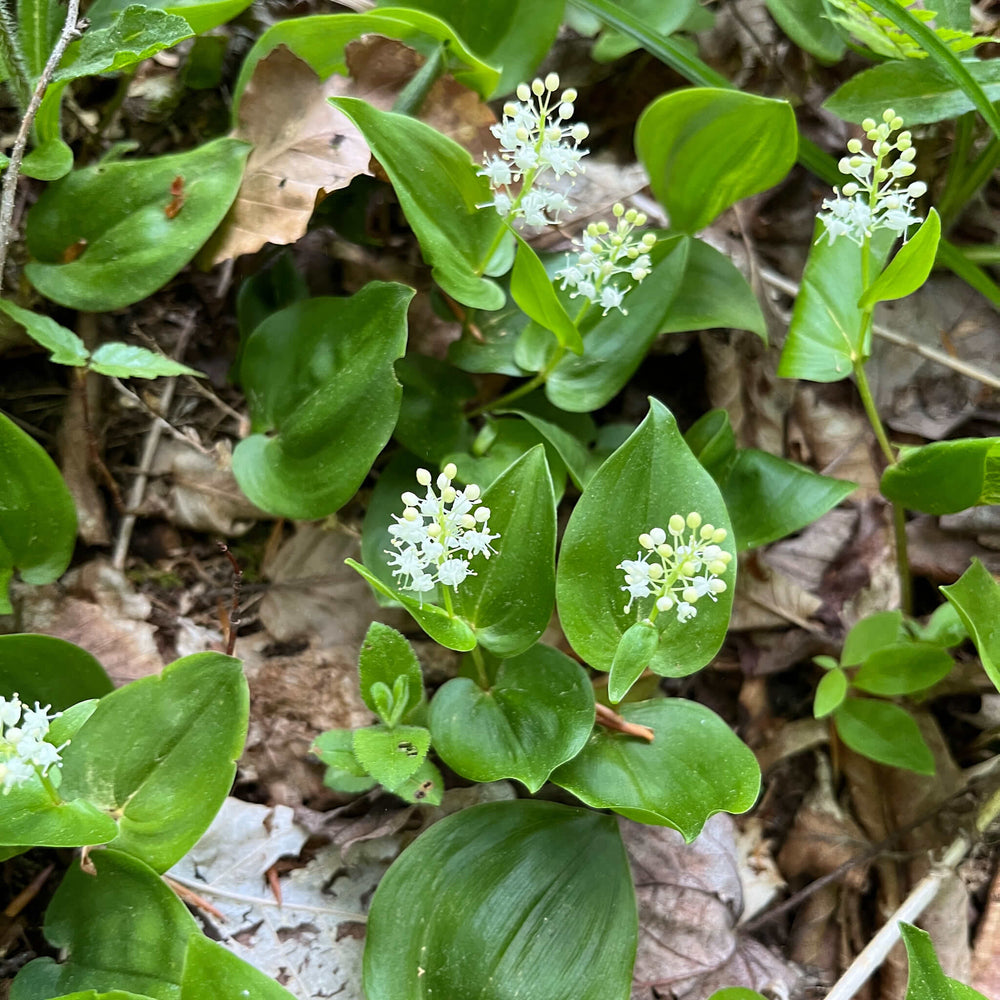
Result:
[0, 694, 65, 794]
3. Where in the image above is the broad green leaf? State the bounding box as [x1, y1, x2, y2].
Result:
[0, 298, 88, 365]
[777, 223, 894, 381]
[181, 932, 298, 1000]
[833, 697, 934, 774]
[859, 209, 940, 308]
[331, 98, 504, 311]
[313, 728, 379, 794]
[20, 0, 62, 75]
[353, 724, 430, 791]
[552, 699, 760, 840]
[635, 89, 797, 233]
[607, 620, 659, 703]
[363, 800, 637, 1000]
[89, 344, 201, 378]
[0, 634, 112, 708]
[455, 446, 556, 657]
[842, 610, 903, 666]
[509, 233, 582, 354]
[0, 410, 77, 613]
[590, 0, 698, 61]
[21, 139, 74, 181]
[58, 653, 248, 872]
[10, 849, 198, 1000]
[881, 438, 1000, 514]
[233, 9, 499, 107]
[25, 138, 250, 311]
[358, 622, 425, 719]
[853, 643, 953, 695]
[55, 6, 193, 81]
[376, 0, 564, 94]
[660, 236, 767, 339]
[0, 782, 117, 850]
[394, 354, 475, 463]
[708, 991, 770, 1000]
[814, 667, 848, 717]
[825, 59, 1000, 126]
[43, 992, 158, 999]
[503, 408, 592, 489]
[545, 236, 689, 412]
[447, 292, 528, 376]
[86, 0, 253, 35]
[347, 560, 478, 651]
[557, 399, 735, 677]
[900, 923, 989, 1000]
[912, 600, 967, 647]
[429, 643, 594, 792]
[234, 284, 412, 519]
[941, 558, 1000, 693]
[764, 0, 846, 61]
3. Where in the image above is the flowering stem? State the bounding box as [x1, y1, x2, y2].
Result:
[470, 644, 490, 688]
[38, 769, 62, 806]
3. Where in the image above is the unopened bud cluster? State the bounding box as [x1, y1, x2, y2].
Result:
[555, 203, 658, 316]
[617, 513, 732, 622]
[479, 73, 589, 228]
[818, 109, 926, 247]
[387, 464, 499, 596]
[0, 694, 66, 794]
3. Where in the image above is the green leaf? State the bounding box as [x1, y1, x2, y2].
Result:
[10, 849, 198, 1000]
[503, 407, 592, 490]
[545, 236, 689, 412]
[331, 98, 504, 311]
[764, 0, 846, 61]
[394, 354, 475, 464]
[353, 724, 430, 791]
[813, 666, 848, 717]
[376, 0, 564, 95]
[89, 344, 201, 379]
[363, 800, 637, 1000]
[0, 410, 77, 613]
[509, 233, 582, 354]
[607, 620, 659, 703]
[21, 139, 74, 181]
[880, 437, 1000, 514]
[42, 992, 159, 999]
[941, 558, 1000, 694]
[557, 399, 735, 677]
[912, 601, 967, 647]
[0, 782, 117, 851]
[853, 643, 953, 695]
[900, 922, 989, 1000]
[429, 643, 594, 793]
[25, 137, 250, 311]
[393, 757, 444, 805]
[0, 298, 88, 365]
[842, 610, 904, 666]
[859, 209, 940, 309]
[358, 622, 425, 720]
[20, 0, 63, 75]
[552, 699, 760, 840]
[86, 0, 254, 35]
[55, 6, 193, 81]
[58, 653, 248, 872]
[180, 932, 298, 1000]
[456, 446, 556, 657]
[635, 89, 797, 233]
[659, 236, 767, 339]
[833, 697, 935, 774]
[707, 991, 771, 1000]
[777, 223, 894, 381]
[233, 284, 412, 519]
[0, 634, 112, 708]
[347, 560, 478, 651]
[312, 728, 379, 794]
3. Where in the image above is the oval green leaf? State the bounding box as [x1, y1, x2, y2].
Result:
[941, 558, 1000, 694]
[552, 698, 760, 841]
[635, 89, 797, 233]
[363, 800, 637, 1000]
[556, 399, 735, 677]
[358, 622, 425, 720]
[607, 620, 659, 703]
[0, 633, 112, 709]
[841, 609, 903, 666]
[853, 642, 953, 695]
[833, 697, 934, 774]
[429, 643, 595, 792]
[510, 233, 582, 353]
[813, 666, 847, 718]
[181, 932, 298, 1000]
[0, 784, 117, 851]
[25, 137, 250, 311]
[353, 724, 430, 791]
[859, 209, 940, 309]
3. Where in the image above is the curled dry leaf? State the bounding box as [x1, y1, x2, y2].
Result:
[208, 36, 497, 264]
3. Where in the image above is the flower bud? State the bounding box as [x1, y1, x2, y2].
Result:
[426, 522, 442, 538]
[561, 87, 578, 103]
[656, 595, 673, 611]
[559, 103, 574, 120]
[708, 560, 728, 576]
[862, 117, 877, 131]
[668, 514, 685, 535]
[700, 524, 715, 539]
[465, 484, 480, 501]
[544, 72, 560, 91]
[639, 532, 655, 549]
[416, 468, 432, 486]
[531, 78, 545, 96]
[712, 528, 728, 544]
[516, 83, 530, 102]
[686, 512, 702, 530]
[648, 563, 664, 580]
[403, 506, 419, 521]
[709, 579, 728, 595]
[401, 491, 419, 506]
[475, 507, 491, 522]
[443, 462, 458, 480]
[682, 587, 699, 604]
[570, 123, 589, 142]
[847, 138, 863, 153]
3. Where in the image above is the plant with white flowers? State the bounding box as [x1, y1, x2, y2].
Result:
[479, 72, 589, 228]
[818, 109, 926, 247]
[618, 513, 732, 622]
[0, 693, 65, 794]
[387, 463, 499, 604]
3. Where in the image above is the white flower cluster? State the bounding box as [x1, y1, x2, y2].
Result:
[479, 73, 589, 228]
[387, 464, 499, 596]
[818, 109, 926, 247]
[617, 513, 732, 622]
[0, 694, 66, 794]
[555, 203, 657, 316]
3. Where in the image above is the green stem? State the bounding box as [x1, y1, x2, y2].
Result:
[392, 41, 447, 117]
[38, 769, 62, 805]
[470, 644, 490, 688]
[441, 583, 455, 618]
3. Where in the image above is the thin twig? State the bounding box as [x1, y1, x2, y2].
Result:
[0, 0, 81, 296]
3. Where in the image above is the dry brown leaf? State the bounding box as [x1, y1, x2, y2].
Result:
[207, 37, 496, 264]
